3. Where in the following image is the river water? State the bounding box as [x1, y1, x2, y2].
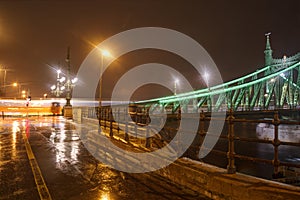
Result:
[202, 121, 300, 180]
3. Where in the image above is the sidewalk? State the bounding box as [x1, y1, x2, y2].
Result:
[76, 117, 300, 200]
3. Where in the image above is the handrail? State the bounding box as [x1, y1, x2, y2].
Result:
[76, 106, 300, 184]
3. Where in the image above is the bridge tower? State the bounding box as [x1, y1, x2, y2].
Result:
[264, 32, 273, 66]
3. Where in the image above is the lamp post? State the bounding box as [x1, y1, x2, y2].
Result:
[98, 49, 111, 127]
[203, 71, 212, 111]
[0, 67, 7, 96]
[63, 48, 73, 119]
[63, 47, 78, 119]
[174, 79, 179, 95]
[12, 82, 21, 98]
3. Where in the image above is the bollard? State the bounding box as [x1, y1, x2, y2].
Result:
[272, 111, 281, 178]
[227, 109, 236, 174]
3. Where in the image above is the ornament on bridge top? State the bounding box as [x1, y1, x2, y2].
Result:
[265, 32, 300, 69]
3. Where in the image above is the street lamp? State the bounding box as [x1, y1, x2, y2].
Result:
[99, 49, 111, 125]
[0, 66, 11, 97]
[203, 71, 212, 111]
[51, 69, 64, 97]
[203, 71, 209, 88]
[49, 48, 78, 119]
[12, 82, 21, 98]
[174, 79, 179, 95]
[22, 90, 26, 98]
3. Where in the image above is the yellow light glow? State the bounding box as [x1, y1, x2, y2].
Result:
[101, 49, 111, 57]
[13, 82, 18, 87]
[99, 193, 110, 200]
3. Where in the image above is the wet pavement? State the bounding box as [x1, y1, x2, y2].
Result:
[0, 116, 209, 200]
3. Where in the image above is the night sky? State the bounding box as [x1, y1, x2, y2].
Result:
[0, 0, 299, 99]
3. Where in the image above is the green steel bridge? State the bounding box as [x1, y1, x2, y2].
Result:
[136, 33, 300, 113]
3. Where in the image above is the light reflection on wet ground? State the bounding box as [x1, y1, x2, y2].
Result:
[0, 116, 208, 200]
[0, 118, 39, 199]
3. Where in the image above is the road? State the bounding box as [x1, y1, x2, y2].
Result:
[0, 116, 209, 200]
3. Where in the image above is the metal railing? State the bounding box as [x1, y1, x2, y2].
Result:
[75, 106, 300, 183]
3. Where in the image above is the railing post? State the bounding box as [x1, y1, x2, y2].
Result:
[109, 108, 113, 137]
[117, 108, 120, 134]
[198, 111, 206, 157]
[200, 111, 205, 136]
[125, 107, 129, 142]
[145, 111, 151, 148]
[104, 108, 107, 130]
[98, 107, 102, 128]
[134, 111, 138, 138]
[227, 109, 236, 174]
[272, 111, 281, 178]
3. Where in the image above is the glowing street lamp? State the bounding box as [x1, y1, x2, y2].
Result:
[99, 49, 112, 126]
[21, 90, 26, 98]
[99, 50, 111, 107]
[203, 71, 212, 111]
[72, 77, 78, 84]
[12, 82, 21, 98]
[203, 71, 209, 88]
[51, 69, 64, 97]
[174, 79, 179, 95]
[101, 49, 111, 58]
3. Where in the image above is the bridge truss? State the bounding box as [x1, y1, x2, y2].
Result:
[137, 35, 300, 112]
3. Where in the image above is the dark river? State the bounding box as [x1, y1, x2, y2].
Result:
[201, 121, 300, 180]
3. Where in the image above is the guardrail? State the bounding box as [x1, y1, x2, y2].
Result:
[73, 106, 300, 184]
